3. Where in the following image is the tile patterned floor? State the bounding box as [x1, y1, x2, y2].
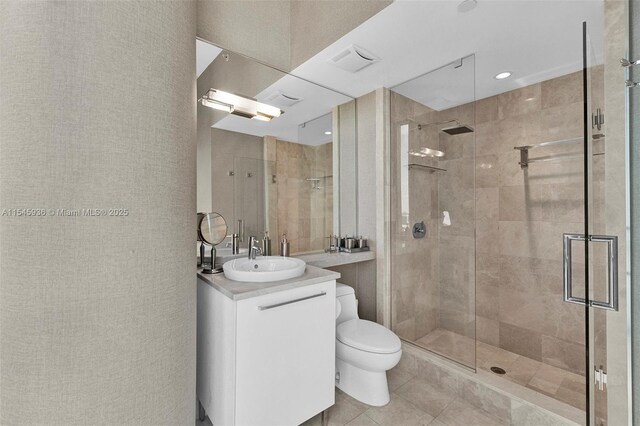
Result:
[195, 329, 584, 425]
[197, 376, 508, 426]
[302, 383, 507, 426]
[415, 328, 586, 411]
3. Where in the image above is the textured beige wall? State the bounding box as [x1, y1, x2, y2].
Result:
[0, 1, 197, 424]
[197, 0, 292, 70]
[197, 0, 391, 71]
[290, 0, 392, 69]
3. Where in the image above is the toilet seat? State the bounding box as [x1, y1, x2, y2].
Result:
[337, 319, 401, 354]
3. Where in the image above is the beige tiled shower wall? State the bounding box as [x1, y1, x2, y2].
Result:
[390, 93, 443, 343]
[391, 70, 597, 375]
[266, 138, 333, 254]
[474, 71, 592, 375]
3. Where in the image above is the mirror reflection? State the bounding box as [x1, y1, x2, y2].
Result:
[197, 42, 356, 255]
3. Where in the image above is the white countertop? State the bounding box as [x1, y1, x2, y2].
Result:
[197, 265, 340, 301]
[294, 250, 375, 268]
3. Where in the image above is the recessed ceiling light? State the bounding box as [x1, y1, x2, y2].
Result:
[457, 0, 477, 13]
[495, 72, 512, 80]
[324, 131, 332, 135]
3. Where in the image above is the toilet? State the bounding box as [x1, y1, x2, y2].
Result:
[335, 283, 402, 406]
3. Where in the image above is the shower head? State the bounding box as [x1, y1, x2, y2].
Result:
[417, 119, 474, 135]
[441, 121, 474, 135]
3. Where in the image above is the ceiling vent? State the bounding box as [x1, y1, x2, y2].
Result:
[263, 91, 303, 108]
[329, 44, 380, 73]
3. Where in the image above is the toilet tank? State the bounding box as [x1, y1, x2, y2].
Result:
[336, 283, 358, 324]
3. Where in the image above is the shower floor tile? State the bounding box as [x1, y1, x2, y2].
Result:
[415, 329, 475, 367]
[415, 328, 586, 412]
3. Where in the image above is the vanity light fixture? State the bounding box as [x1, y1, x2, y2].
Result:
[324, 131, 332, 135]
[200, 89, 283, 121]
[494, 71, 512, 80]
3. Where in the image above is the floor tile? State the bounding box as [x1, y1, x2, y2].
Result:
[526, 376, 559, 398]
[504, 356, 540, 386]
[323, 396, 367, 426]
[336, 388, 371, 414]
[387, 367, 414, 391]
[435, 398, 507, 426]
[396, 377, 456, 418]
[415, 329, 475, 367]
[417, 328, 586, 412]
[365, 393, 434, 426]
[345, 413, 379, 426]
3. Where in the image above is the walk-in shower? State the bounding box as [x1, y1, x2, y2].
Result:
[388, 18, 629, 422]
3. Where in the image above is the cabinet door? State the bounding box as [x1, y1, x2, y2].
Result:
[235, 281, 336, 425]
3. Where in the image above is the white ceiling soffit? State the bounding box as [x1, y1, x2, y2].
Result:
[196, 39, 222, 77]
[211, 74, 351, 143]
[288, 0, 604, 108]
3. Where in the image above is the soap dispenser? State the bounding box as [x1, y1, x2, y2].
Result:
[262, 231, 272, 256]
[279, 233, 290, 257]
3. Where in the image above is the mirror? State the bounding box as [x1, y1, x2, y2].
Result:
[196, 40, 358, 255]
[198, 212, 228, 246]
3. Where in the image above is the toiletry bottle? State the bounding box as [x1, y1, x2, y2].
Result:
[232, 233, 239, 254]
[279, 233, 290, 257]
[262, 231, 272, 256]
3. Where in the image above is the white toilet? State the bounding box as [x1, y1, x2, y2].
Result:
[335, 283, 402, 406]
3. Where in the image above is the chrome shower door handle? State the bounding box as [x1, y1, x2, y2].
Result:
[563, 233, 619, 311]
[589, 234, 618, 311]
[563, 233, 587, 306]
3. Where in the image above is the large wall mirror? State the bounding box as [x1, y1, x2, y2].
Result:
[196, 39, 358, 255]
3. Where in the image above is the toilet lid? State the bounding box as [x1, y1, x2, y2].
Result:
[337, 319, 402, 354]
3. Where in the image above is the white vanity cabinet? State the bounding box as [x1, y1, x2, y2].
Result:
[197, 275, 336, 426]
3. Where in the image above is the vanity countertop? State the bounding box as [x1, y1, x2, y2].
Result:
[294, 250, 375, 268]
[197, 265, 340, 301]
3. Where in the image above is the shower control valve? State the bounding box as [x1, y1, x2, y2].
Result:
[412, 221, 426, 239]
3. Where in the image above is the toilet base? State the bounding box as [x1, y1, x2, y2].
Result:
[335, 358, 390, 407]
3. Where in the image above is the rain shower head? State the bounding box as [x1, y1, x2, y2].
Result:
[417, 119, 474, 135]
[441, 121, 474, 135]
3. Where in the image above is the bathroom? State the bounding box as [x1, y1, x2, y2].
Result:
[1, 1, 639, 425]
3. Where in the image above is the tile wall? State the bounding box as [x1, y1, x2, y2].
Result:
[265, 138, 333, 254]
[390, 70, 599, 375]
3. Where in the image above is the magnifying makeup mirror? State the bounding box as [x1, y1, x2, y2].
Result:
[198, 212, 228, 273]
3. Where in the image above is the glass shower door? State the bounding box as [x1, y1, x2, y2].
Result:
[389, 55, 476, 369]
[568, 20, 630, 425]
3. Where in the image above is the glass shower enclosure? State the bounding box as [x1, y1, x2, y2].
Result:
[389, 55, 477, 369]
[388, 17, 632, 424]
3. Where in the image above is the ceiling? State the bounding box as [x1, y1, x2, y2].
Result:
[197, 0, 604, 142]
[291, 0, 604, 106]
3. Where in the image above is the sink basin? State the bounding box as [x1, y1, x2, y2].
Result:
[223, 256, 306, 282]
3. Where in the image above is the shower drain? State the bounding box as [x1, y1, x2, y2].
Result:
[490, 366, 506, 375]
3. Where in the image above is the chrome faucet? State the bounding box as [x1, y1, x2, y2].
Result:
[248, 236, 263, 260]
